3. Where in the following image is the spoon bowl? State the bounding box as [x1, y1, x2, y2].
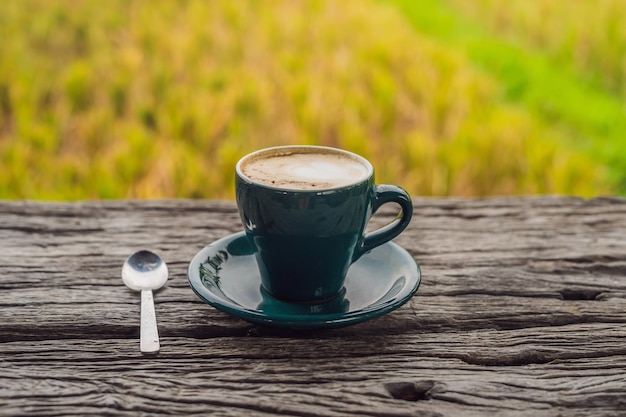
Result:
[122, 250, 169, 354]
[122, 250, 169, 291]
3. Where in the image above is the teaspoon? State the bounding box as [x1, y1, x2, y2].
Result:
[122, 250, 169, 354]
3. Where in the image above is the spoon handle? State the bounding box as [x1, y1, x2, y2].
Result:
[140, 289, 160, 353]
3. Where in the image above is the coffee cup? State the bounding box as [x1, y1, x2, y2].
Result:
[235, 145, 413, 302]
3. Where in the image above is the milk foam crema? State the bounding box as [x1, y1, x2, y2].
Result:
[240, 149, 370, 190]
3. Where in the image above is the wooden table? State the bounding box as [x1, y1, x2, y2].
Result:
[1, 197, 625, 416]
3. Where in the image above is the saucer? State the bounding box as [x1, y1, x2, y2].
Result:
[187, 232, 421, 329]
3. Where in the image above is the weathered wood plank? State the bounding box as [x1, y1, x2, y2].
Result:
[1, 338, 625, 416]
[1, 197, 625, 416]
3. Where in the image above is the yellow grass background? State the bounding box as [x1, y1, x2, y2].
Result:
[0, 0, 619, 200]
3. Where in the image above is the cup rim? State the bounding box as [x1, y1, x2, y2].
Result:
[236, 145, 374, 192]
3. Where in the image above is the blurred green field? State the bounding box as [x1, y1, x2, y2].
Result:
[0, 0, 624, 200]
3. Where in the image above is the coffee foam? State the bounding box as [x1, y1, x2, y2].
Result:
[241, 150, 370, 190]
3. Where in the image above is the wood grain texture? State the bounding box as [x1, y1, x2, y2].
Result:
[1, 197, 625, 416]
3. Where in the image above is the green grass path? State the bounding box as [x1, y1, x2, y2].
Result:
[387, 0, 626, 194]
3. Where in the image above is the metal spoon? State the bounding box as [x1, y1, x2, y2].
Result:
[122, 250, 169, 354]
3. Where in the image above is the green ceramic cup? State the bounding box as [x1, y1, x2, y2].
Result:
[235, 145, 413, 302]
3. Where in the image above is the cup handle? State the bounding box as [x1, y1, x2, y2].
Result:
[353, 184, 413, 262]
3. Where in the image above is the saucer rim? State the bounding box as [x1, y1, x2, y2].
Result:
[188, 231, 421, 329]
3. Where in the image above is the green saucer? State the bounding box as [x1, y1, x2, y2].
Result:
[188, 232, 421, 329]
